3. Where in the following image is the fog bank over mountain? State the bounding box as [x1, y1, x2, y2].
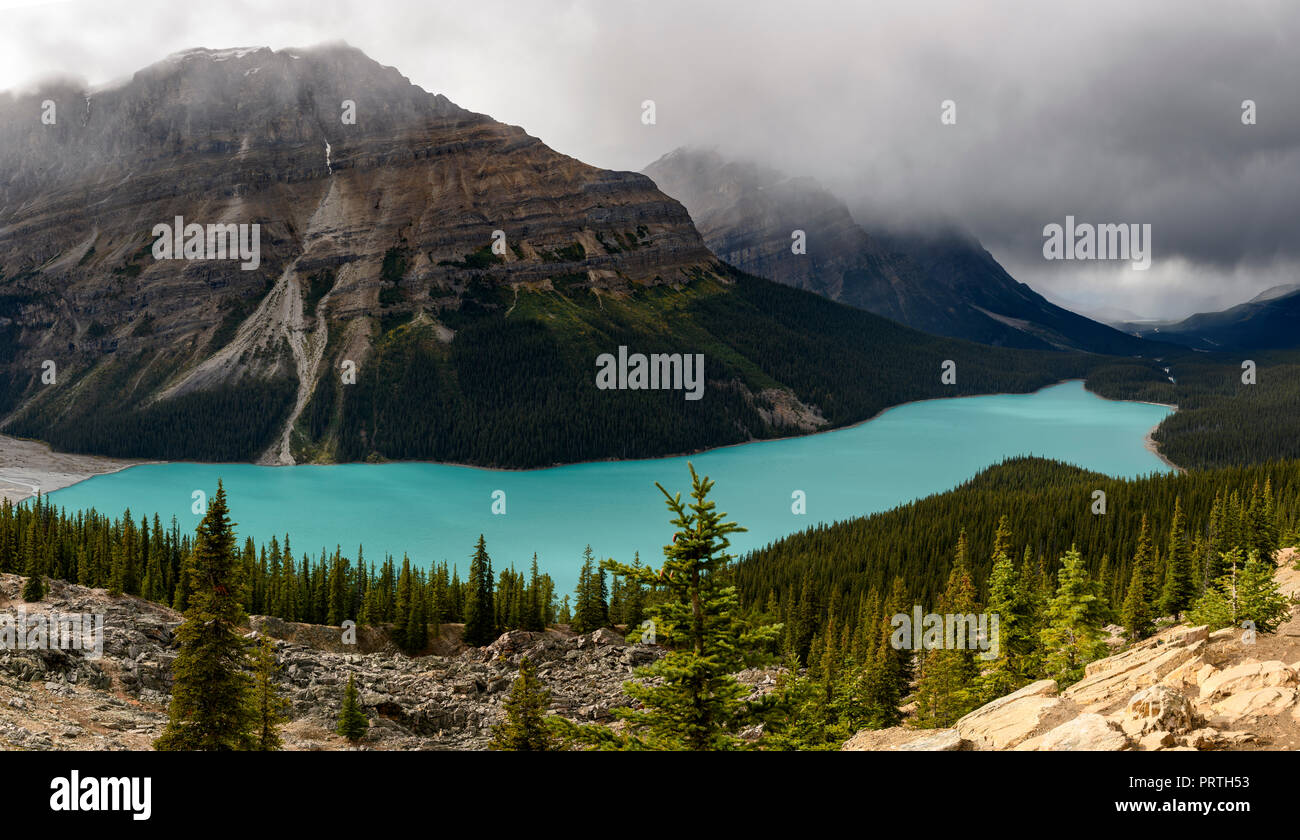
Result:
[3, 0, 1297, 318]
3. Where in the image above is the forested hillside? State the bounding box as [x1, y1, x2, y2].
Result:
[737, 456, 1298, 639]
[1086, 348, 1300, 469]
[305, 267, 1102, 467]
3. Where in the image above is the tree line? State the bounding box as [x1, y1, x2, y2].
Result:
[5, 457, 1297, 750]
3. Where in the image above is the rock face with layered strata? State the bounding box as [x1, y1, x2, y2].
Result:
[0, 45, 717, 463]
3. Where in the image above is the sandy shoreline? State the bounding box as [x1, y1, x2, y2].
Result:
[1085, 386, 1182, 473]
[0, 435, 156, 504]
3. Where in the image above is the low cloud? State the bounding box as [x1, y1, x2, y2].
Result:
[3, 0, 1296, 318]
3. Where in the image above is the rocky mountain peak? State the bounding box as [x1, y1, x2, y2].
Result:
[0, 46, 719, 463]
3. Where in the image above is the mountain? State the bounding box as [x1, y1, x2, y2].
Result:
[642, 148, 1155, 356]
[1117, 285, 1300, 350]
[0, 45, 1097, 467]
[0, 44, 716, 463]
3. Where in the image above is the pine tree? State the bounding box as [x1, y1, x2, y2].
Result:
[171, 550, 194, 612]
[251, 636, 288, 751]
[392, 556, 412, 650]
[572, 546, 610, 633]
[155, 481, 256, 751]
[980, 515, 1033, 699]
[913, 532, 981, 727]
[1039, 546, 1109, 686]
[1160, 497, 1197, 620]
[1121, 561, 1154, 643]
[0, 504, 17, 574]
[855, 622, 903, 729]
[563, 464, 753, 750]
[336, 674, 369, 743]
[21, 544, 45, 602]
[1191, 548, 1291, 633]
[463, 536, 497, 646]
[1237, 550, 1291, 632]
[327, 553, 347, 626]
[489, 656, 557, 751]
[883, 575, 915, 685]
[522, 554, 545, 632]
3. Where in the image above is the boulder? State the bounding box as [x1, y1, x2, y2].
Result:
[1124, 685, 1196, 736]
[1064, 629, 1204, 713]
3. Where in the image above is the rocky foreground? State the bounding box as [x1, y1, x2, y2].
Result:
[0, 573, 676, 750]
[845, 548, 1300, 751]
[5, 553, 1300, 751]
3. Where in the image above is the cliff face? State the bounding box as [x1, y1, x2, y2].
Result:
[0, 45, 717, 462]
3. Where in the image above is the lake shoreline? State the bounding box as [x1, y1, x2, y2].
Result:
[1083, 386, 1182, 473]
[0, 435, 159, 505]
[4, 379, 1179, 499]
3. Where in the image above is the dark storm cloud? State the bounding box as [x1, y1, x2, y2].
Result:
[3, 0, 1297, 316]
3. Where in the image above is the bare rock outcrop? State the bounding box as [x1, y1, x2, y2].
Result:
[0, 573, 664, 750]
[846, 558, 1300, 751]
[953, 679, 1075, 750]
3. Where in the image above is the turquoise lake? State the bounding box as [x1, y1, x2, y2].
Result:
[42, 380, 1173, 594]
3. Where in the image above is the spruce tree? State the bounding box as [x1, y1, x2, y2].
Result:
[855, 623, 903, 729]
[392, 556, 412, 650]
[21, 544, 45, 602]
[155, 481, 257, 751]
[980, 516, 1033, 699]
[1160, 498, 1197, 620]
[913, 532, 981, 727]
[171, 550, 194, 612]
[251, 636, 288, 751]
[1121, 561, 1154, 643]
[489, 656, 557, 751]
[563, 464, 753, 750]
[336, 674, 369, 743]
[1039, 546, 1109, 686]
[1237, 550, 1291, 632]
[1191, 548, 1291, 633]
[463, 536, 497, 646]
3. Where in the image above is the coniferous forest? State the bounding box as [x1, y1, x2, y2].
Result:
[5, 455, 1297, 751]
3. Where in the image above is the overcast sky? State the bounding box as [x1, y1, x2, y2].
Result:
[3, 0, 1297, 319]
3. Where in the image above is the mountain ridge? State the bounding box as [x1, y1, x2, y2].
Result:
[0, 44, 1125, 467]
[1118, 286, 1300, 351]
[642, 147, 1159, 356]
